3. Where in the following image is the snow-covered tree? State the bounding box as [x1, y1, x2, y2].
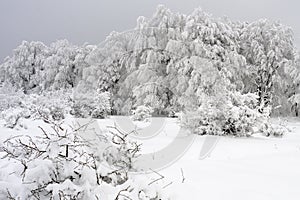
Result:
[239, 19, 296, 113]
[0, 40, 95, 93]
[1, 5, 299, 119]
[0, 41, 47, 92]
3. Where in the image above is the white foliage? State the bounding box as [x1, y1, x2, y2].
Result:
[71, 90, 111, 118]
[132, 105, 153, 121]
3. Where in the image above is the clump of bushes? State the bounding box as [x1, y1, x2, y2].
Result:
[0, 82, 24, 112]
[70, 90, 111, 119]
[0, 85, 112, 129]
[0, 89, 71, 128]
[132, 105, 153, 121]
[181, 91, 285, 137]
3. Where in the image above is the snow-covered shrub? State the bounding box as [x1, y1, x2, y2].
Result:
[0, 90, 72, 128]
[0, 82, 24, 112]
[71, 90, 111, 119]
[132, 105, 153, 121]
[221, 92, 263, 136]
[0, 83, 26, 128]
[24, 91, 72, 121]
[182, 89, 288, 137]
[167, 109, 176, 118]
[182, 92, 265, 137]
[0, 121, 167, 200]
[0, 107, 30, 129]
[44, 106, 65, 121]
[258, 117, 289, 137]
[182, 102, 219, 135]
[92, 91, 111, 118]
[260, 123, 286, 137]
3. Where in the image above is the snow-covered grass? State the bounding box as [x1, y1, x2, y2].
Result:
[1, 117, 300, 199]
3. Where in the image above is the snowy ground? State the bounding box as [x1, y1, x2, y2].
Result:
[158, 118, 300, 200]
[1, 117, 300, 199]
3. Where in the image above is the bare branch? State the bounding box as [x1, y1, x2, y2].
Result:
[115, 186, 132, 200]
[148, 169, 164, 186]
[181, 168, 185, 183]
[162, 181, 173, 189]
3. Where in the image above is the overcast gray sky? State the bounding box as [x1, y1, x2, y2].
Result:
[0, 0, 299, 62]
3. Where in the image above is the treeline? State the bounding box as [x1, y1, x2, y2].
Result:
[0, 5, 299, 117]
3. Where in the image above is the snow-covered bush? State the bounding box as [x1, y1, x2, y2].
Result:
[221, 92, 262, 136]
[182, 92, 267, 137]
[260, 122, 287, 137]
[182, 89, 288, 137]
[0, 82, 24, 112]
[25, 91, 72, 121]
[166, 108, 177, 118]
[71, 90, 111, 119]
[0, 121, 167, 200]
[1, 88, 110, 128]
[132, 105, 153, 121]
[0, 90, 72, 128]
[0, 107, 30, 129]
